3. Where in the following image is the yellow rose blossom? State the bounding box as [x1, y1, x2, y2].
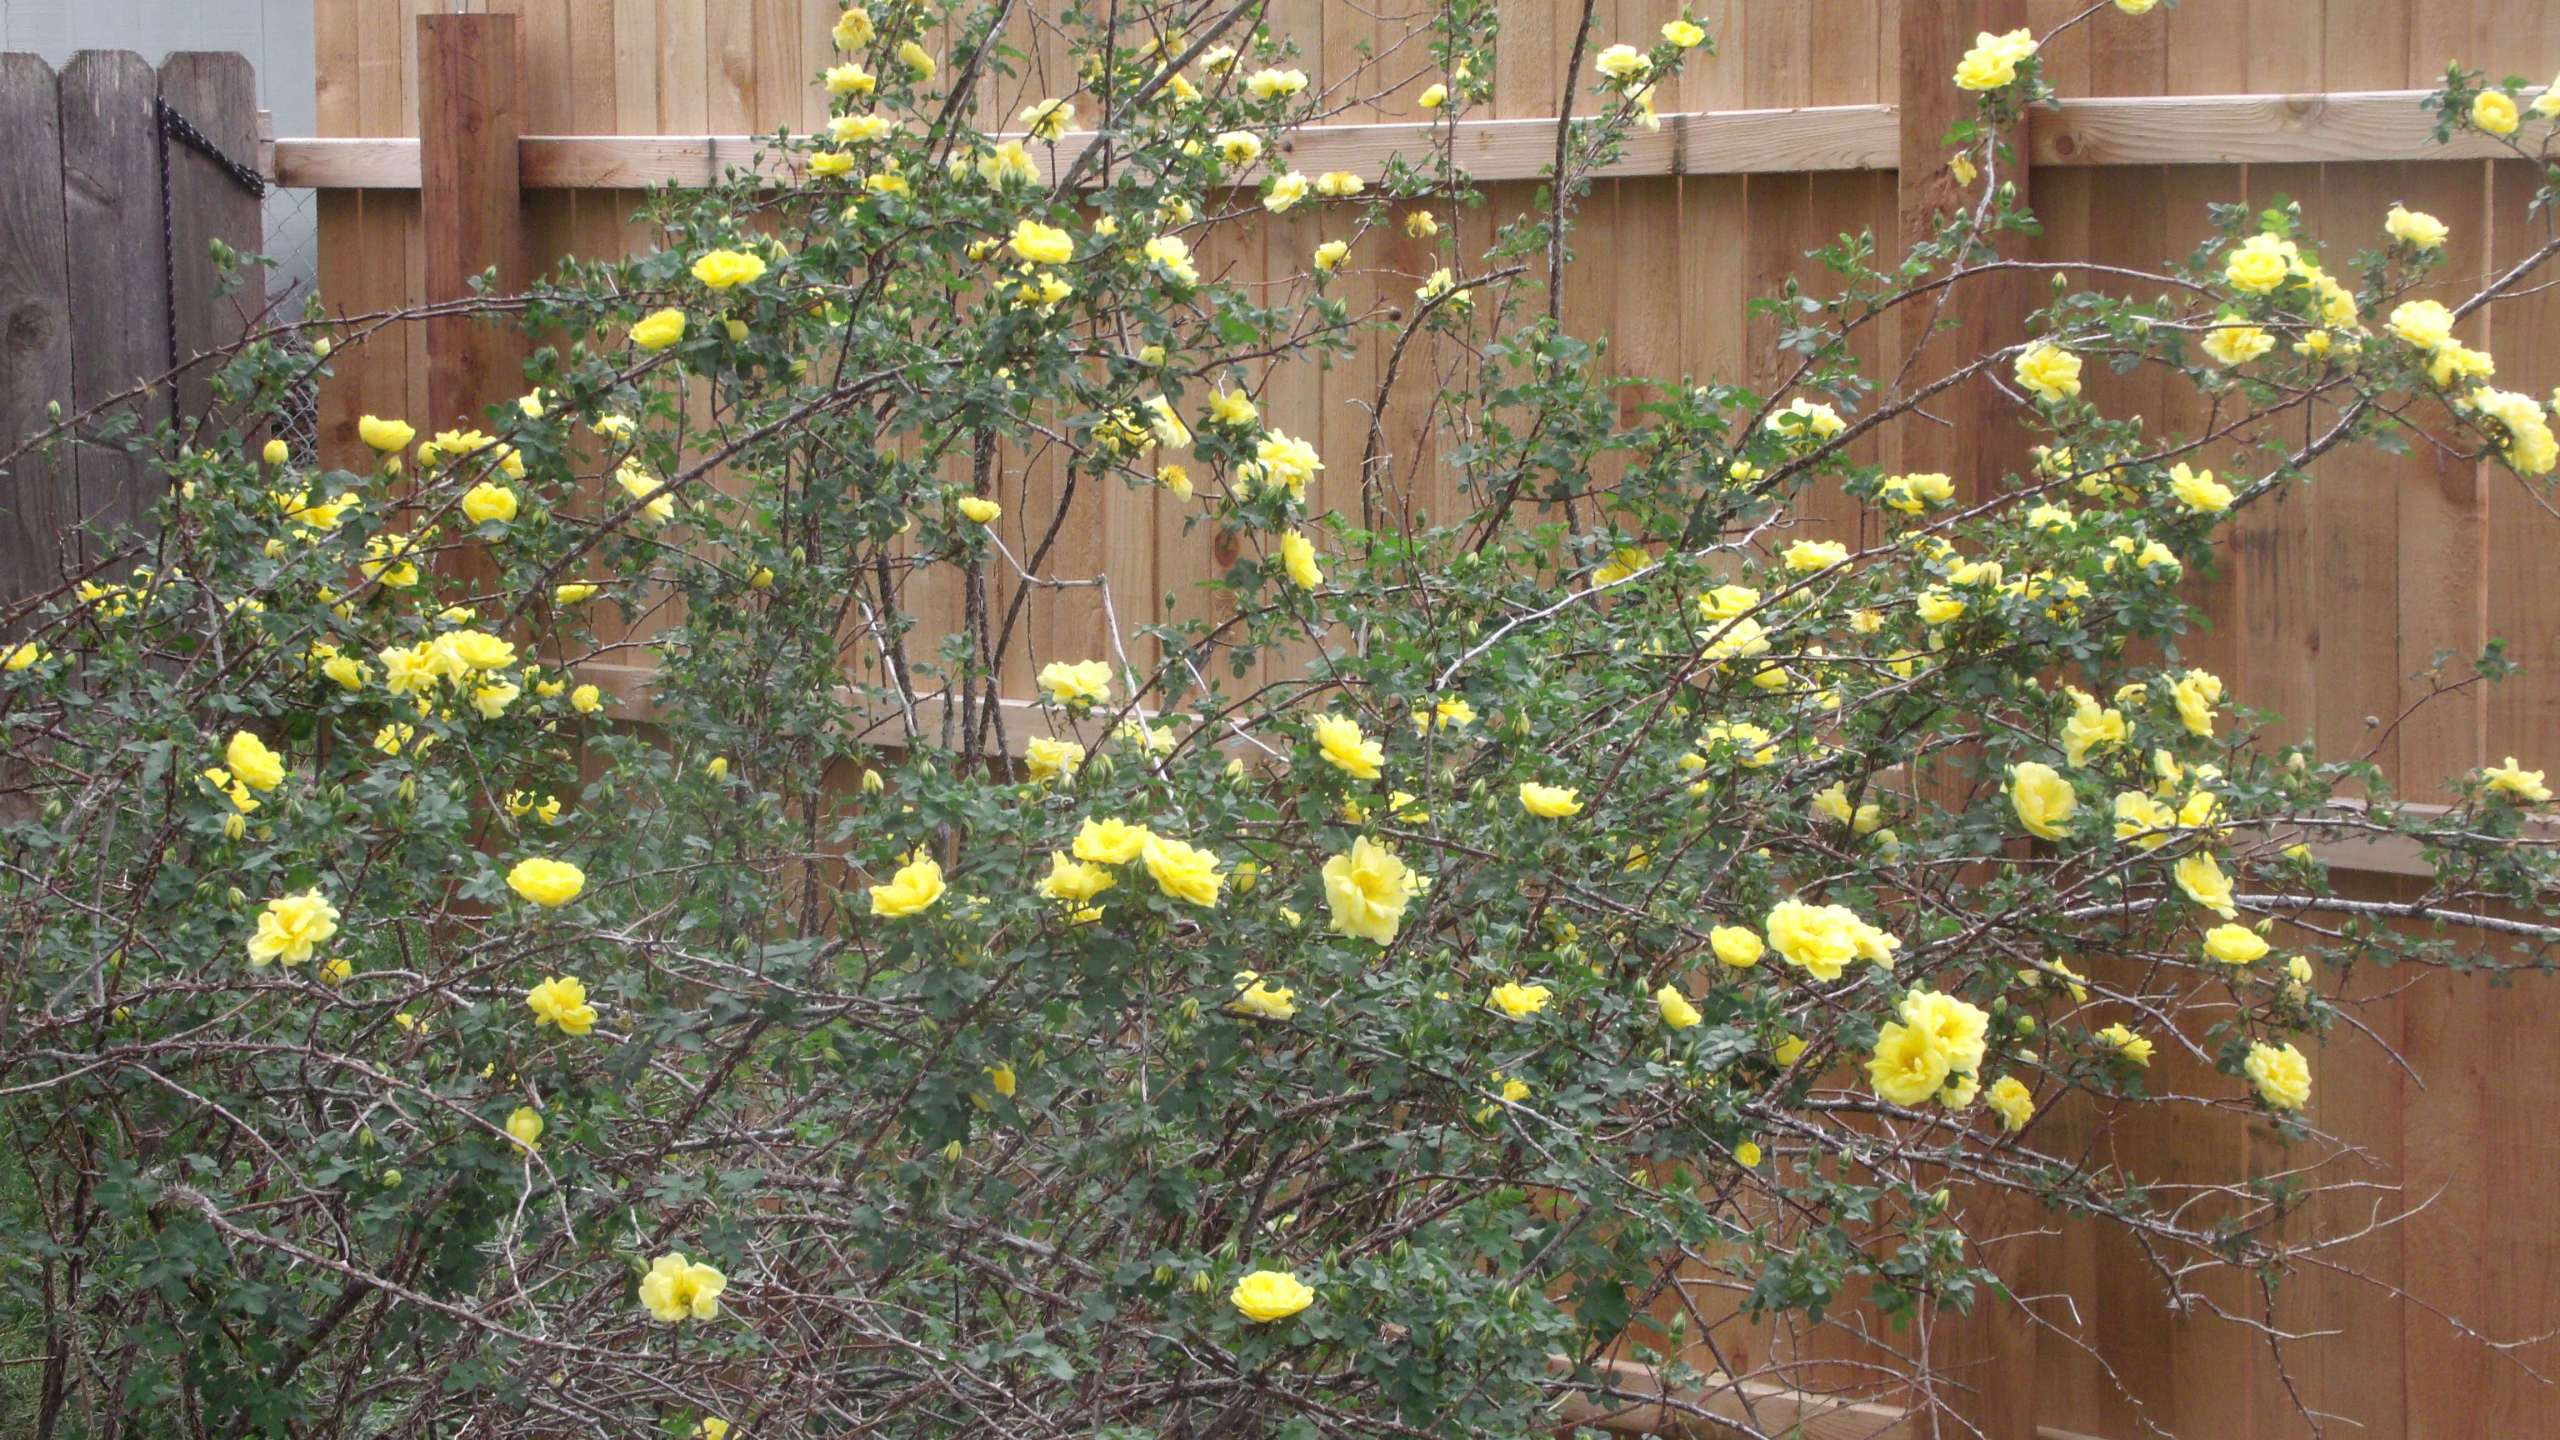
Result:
[2166, 462, 2232, 514]
[2483, 757, 2552, 802]
[2172, 668, 2222, 737]
[357, 414, 415, 452]
[1656, 985, 1703, 1030]
[2060, 693, 2127, 767]
[4, 641, 47, 672]
[1213, 130, 1263, 168]
[689, 248, 768, 290]
[870, 849, 947, 917]
[504, 1106, 545, 1151]
[1663, 18, 1706, 47]
[1984, 1075, 2035, 1131]
[1228, 972, 1298, 1020]
[1404, 208, 1439, 237]
[629, 307, 687, 350]
[2173, 851, 2238, 918]
[2385, 297, 2455, 350]
[1314, 171, 1362, 198]
[638, 1252, 727, 1322]
[1073, 817, 1151, 865]
[1321, 836, 1418, 945]
[957, 495, 1001, 524]
[2244, 1040, 2312, 1110]
[1594, 43, 1649, 80]
[823, 61, 875, 95]
[507, 857, 586, 908]
[1140, 832, 1224, 907]
[1710, 924, 1764, 968]
[1038, 659, 1113, 706]
[2470, 88, 2519, 136]
[1309, 713, 1383, 780]
[525, 975, 598, 1036]
[1018, 98, 1076, 141]
[2469, 385, 2559, 475]
[1009, 218, 1075, 265]
[1783, 538, 1849, 572]
[1867, 1021, 1950, 1106]
[571, 683, 604, 714]
[224, 731, 287, 792]
[2201, 322, 2274, 367]
[1518, 781, 1583, 818]
[2013, 342, 2082, 402]
[1876, 471, 1954, 513]
[1280, 530, 1325, 589]
[1036, 851, 1115, 905]
[1952, 28, 2035, 91]
[247, 889, 340, 967]
[2097, 1023, 2154, 1065]
[1230, 1269, 1314, 1323]
[1488, 981, 1553, 1020]
[2202, 922, 2269, 966]
[1899, 988, 1989, 1075]
[2385, 203, 2448, 249]
[830, 5, 873, 49]
[1024, 736, 1085, 784]
[2222, 232, 2295, 294]
[1418, 82, 1449, 109]
[1767, 396, 1844, 440]
[2009, 761, 2076, 841]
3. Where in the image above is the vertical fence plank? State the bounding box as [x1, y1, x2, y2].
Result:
[157, 52, 266, 437]
[419, 12, 527, 431]
[0, 54, 76, 599]
[57, 50, 173, 557]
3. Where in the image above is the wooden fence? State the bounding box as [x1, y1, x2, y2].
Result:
[59, 0, 2560, 1433]
[0, 51, 267, 599]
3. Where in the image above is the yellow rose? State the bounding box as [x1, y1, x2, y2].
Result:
[1984, 1075, 2036, 1132]
[2384, 204, 2448, 250]
[459, 481, 519, 526]
[2200, 322, 2274, 367]
[869, 849, 947, 917]
[2097, 1023, 2153, 1065]
[630, 308, 687, 351]
[1764, 898, 1861, 981]
[1311, 713, 1382, 780]
[1009, 218, 1075, 265]
[2471, 88, 2520, 136]
[1038, 659, 1113, 707]
[224, 730, 287, 792]
[357, 414, 415, 452]
[1228, 972, 1298, 1020]
[1867, 1021, 1950, 1106]
[1899, 987, 1990, 1075]
[1663, 18, 1706, 47]
[2172, 668, 2222, 737]
[2009, 761, 2076, 841]
[571, 683, 604, 714]
[247, 889, 340, 967]
[638, 1252, 727, 1322]
[1488, 981, 1553, 1020]
[1280, 530, 1325, 589]
[504, 1105, 545, 1151]
[2115, 0, 2158, 12]
[2221, 232, 2295, 294]
[1036, 851, 1115, 905]
[4, 641, 46, 672]
[1073, 816, 1151, 865]
[897, 39, 935, 79]
[1024, 735, 1084, 785]
[435, 628, 518, 672]
[1019, 97, 1076, 140]
[554, 583, 600, 605]
[525, 975, 598, 1036]
[507, 857, 587, 908]
[1518, 781, 1583, 818]
[2385, 297, 2455, 350]
[1141, 833, 1224, 907]
[1321, 836, 1417, 945]
[2201, 922, 2269, 966]
[689, 248, 768, 290]
[830, 5, 873, 49]
[2483, 757, 2553, 802]
[2245, 1040, 2312, 1109]
[2013, 342, 2082, 403]
[1230, 1269, 1314, 1323]
[2173, 851, 2238, 918]
[1709, 925, 1763, 968]
[1656, 985, 1702, 1030]
[1593, 43, 1649, 80]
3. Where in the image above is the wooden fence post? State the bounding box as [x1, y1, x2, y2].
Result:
[420, 13, 528, 433]
[1893, 5, 2044, 1440]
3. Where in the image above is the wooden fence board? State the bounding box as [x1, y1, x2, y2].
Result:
[0, 53, 76, 600]
[56, 50, 172, 559]
[158, 52, 267, 436]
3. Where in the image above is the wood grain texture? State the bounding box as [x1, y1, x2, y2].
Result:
[420, 13, 528, 432]
[55, 50, 171, 559]
[0, 54, 77, 601]
[158, 52, 266, 438]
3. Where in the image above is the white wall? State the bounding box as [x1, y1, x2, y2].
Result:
[3, 0, 319, 303]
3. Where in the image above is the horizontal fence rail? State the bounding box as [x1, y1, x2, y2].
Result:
[262, 89, 2518, 191]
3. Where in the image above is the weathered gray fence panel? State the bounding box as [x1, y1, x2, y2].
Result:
[157, 51, 265, 440]
[0, 54, 76, 601]
[58, 49, 171, 560]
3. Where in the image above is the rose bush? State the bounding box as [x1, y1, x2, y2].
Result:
[4, 2, 2560, 1435]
